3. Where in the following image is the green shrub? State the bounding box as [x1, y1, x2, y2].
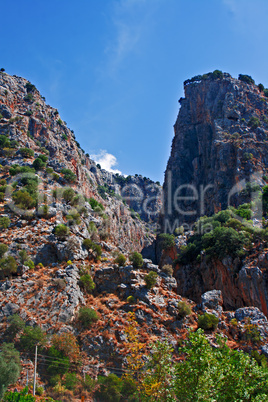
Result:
[126, 295, 136, 304]
[129, 251, 143, 268]
[71, 194, 85, 206]
[63, 372, 79, 391]
[162, 264, 173, 276]
[24, 260, 35, 269]
[263, 185, 268, 215]
[35, 385, 44, 396]
[9, 164, 35, 176]
[33, 157, 46, 170]
[19, 326, 46, 352]
[46, 167, 54, 174]
[198, 313, 219, 330]
[82, 239, 102, 257]
[5, 314, 25, 339]
[78, 307, 99, 327]
[82, 374, 97, 392]
[175, 329, 268, 400]
[0, 243, 8, 258]
[238, 74, 255, 85]
[0, 256, 17, 277]
[61, 168, 76, 183]
[234, 203, 252, 220]
[0, 216, 10, 229]
[47, 346, 70, 376]
[114, 253, 127, 266]
[93, 205, 104, 215]
[26, 82, 36, 93]
[248, 116, 261, 129]
[95, 374, 122, 402]
[63, 187, 75, 202]
[144, 271, 158, 289]
[177, 301, 191, 319]
[251, 350, 268, 368]
[0, 134, 10, 148]
[202, 226, 245, 259]
[39, 204, 49, 217]
[264, 88, 268, 98]
[54, 224, 69, 237]
[79, 273, 95, 293]
[83, 238, 93, 250]
[211, 69, 223, 79]
[93, 243, 102, 257]
[12, 190, 36, 209]
[88, 221, 97, 235]
[66, 209, 81, 225]
[89, 197, 104, 211]
[19, 147, 34, 158]
[242, 319, 261, 344]
[158, 233, 175, 250]
[0, 192, 4, 202]
[0, 343, 21, 399]
[258, 83, 265, 92]
[53, 172, 60, 181]
[10, 140, 19, 149]
[18, 249, 27, 265]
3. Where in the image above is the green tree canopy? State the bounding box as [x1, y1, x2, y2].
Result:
[0, 343, 21, 399]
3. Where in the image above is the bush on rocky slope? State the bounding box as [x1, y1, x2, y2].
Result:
[176, 204, 268, 265]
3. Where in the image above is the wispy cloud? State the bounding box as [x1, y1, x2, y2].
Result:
[91, 149, 122, 175]
[105, 0, 160, 74]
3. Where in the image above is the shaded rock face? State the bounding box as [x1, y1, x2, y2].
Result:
[115, 175, 162, 224]
[175, 256, 268, 315]
[162, 73, 268, 231]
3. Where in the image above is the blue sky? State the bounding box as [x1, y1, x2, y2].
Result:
[1, 0, 268, 182]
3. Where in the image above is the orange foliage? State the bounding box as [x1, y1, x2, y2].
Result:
[52, 332, 80, 363]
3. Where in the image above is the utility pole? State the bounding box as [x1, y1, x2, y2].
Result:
[33, 345, 37, 396]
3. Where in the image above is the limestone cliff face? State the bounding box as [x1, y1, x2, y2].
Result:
[175, 255, 268, 315]
[162, 72, 268, 231]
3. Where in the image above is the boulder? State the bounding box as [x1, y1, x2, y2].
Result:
[2, 302, 20, 317]
[201, 290, 223, 317]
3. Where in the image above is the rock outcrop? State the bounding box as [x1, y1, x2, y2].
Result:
[162, 72, 268, 231]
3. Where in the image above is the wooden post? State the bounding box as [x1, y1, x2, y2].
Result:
[33, 345, 37, 395]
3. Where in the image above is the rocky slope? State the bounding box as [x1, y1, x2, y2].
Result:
[1, 70, 268, 399]
[162, 71, 268, 231]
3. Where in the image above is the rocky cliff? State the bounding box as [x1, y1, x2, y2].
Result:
[162, 71, 268, 232]
[2, 70, 268, 398]
[0, 71, 161, 253]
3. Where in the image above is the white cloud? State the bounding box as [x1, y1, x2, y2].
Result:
[91, 149, 122, 175]
[105, 0, 160, 74]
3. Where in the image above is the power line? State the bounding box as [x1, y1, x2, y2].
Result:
[20, 351, 130, 373]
